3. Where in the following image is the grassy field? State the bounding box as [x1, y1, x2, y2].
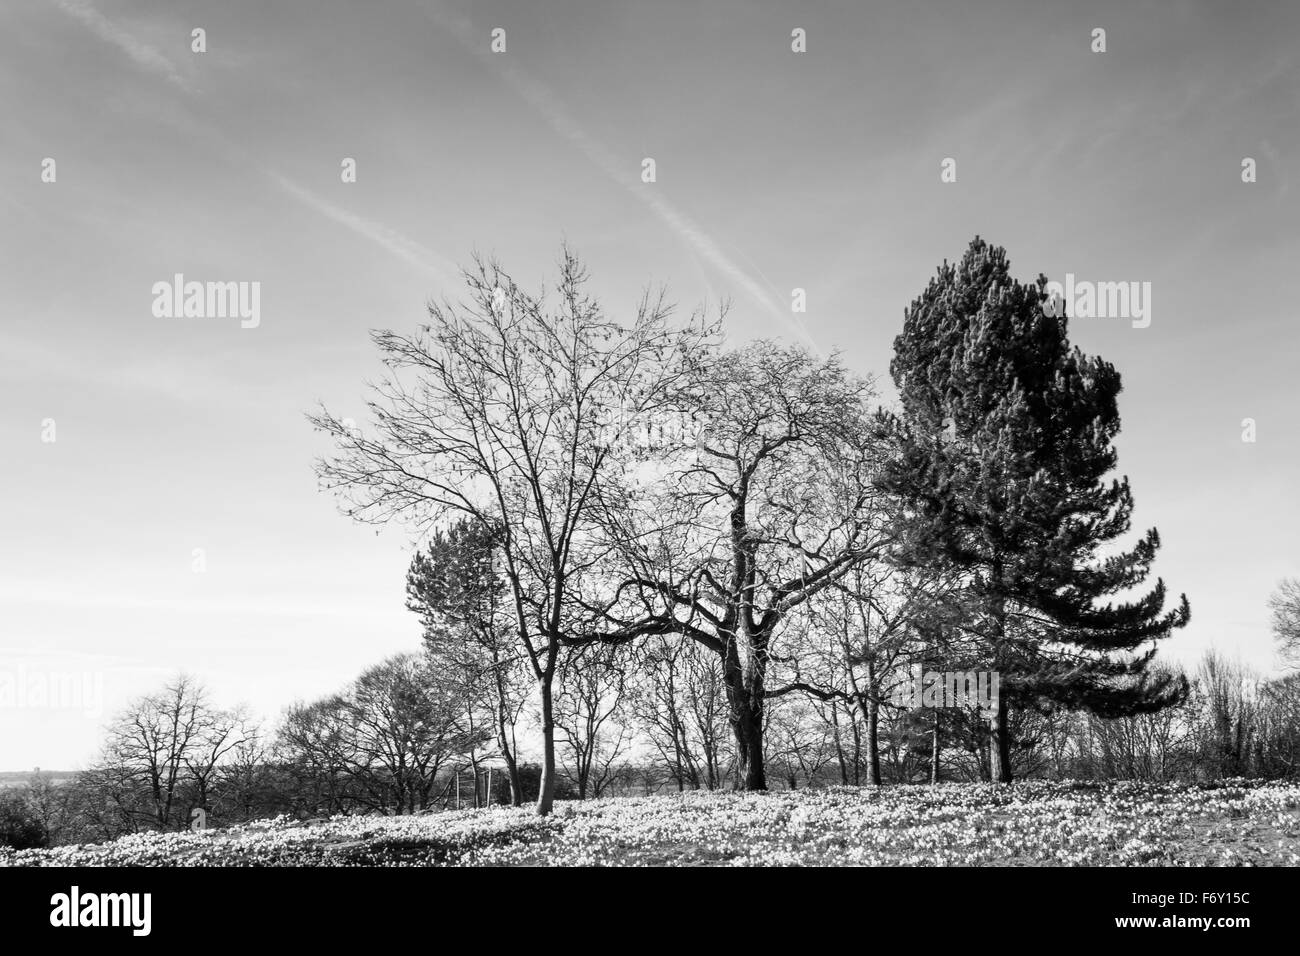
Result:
[6, 780, 1300, 867]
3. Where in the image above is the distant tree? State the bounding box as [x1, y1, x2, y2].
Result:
[0, 789, 47, 850]
[766, 696, 833, 789]
[880, 237, 1190, 782]
[493, 763, 576, 805]
[407, 518, 528, 806]
[788, 562, 964, 785]
[339, 654, 486, 814]
[554, 646, 631, 798]
[24, 769, 72, 844]
[1072, 668, 1194, 782]
[89, 675, 253, 832]
[1192, 652, 1256, 780]
[277, 698, 352, 815]
[1268, 578, 1300, 670]
[215, 730, 285, 823]
[183, 705, 259, 824]
[628, 637, 730, 791]
[1255, 672, 1300, 778]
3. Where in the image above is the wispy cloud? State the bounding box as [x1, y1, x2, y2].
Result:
[52, 0, 190, 90]
[51, 1, 460, 285]
[267, 172, 463, 284]
[424, 2, 817, 350]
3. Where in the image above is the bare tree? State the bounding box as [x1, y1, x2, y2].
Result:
[23, 770, 72, 845]
[86, 675, 252, 832]
[599, 343, 892, 790]
[338, 654, 483, 814]
[766, 696, 833, 789]
[1269, 577, 1300, 670]
[216, 730, 281, 823]
[782, 564, 955, 785]
[311, 247, 717, 814]
[1255, 673, 1300, 777]
[555, 646, 631, 798]
[1192, 652, 1257, 780]
[278, 697, 355, 816]
[629, 637, 730, 790]
[184, 705, 258, 822]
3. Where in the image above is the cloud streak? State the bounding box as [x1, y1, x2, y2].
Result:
[53, 0, 190, 90]
[425, 2, 817, 350]
[267, 172, 463, 284]
[52, 1, 461, 285]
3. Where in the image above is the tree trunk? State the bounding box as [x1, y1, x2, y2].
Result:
[988, 561, 1013, 784]
[850, 716, 862, 786]
[731, 698, 767, 790]
[830, 701, 849, 785]
[503, 749, 522, 808]
[722, 650, 767, 791]
[536, 672, 557, 815]
[930, 712, 940, 785]
[494, 672, 523, 807]
[867, 696, 882, 786]
[990, 694, 1013, 783]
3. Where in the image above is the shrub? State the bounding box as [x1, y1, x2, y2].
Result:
[0, 790, 50, 850]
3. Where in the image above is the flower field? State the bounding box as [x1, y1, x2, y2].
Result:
[6, 780, 1300, 867]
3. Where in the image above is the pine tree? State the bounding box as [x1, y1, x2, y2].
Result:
[406, 519, 526, 805]
[880, 237, 1190, 782]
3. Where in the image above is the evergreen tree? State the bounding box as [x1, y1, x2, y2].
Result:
[406, 519, 526, 805]
[880, 237, 1190, 782]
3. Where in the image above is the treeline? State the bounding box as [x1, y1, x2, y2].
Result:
[4, 647, 1299, 849]
[1, 669, 570, 848]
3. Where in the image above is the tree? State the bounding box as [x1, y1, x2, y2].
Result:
[1268, 578, 1300, 670]
[24, 769, 73, 845]
[1192, 652, 1256, 780]
[599, 343, 892, 790]
[183, 704, 259, 823]
[0, 789, 47, 850]
[880, 237, 1190, 782]
[340, 654, 483, 813]
[312, 247, 717, 815]
[407, 518, 529, 805]
[787, 562, 963, 785]
[215, 731, 284, 823]
[278, 697, 355, 816]
[554, 646, 631, 798]
[89, 675, 254, 832]
[766, 696, 833, 789]
[1255, 672, 1300, 777]
[628, 636, 730, 790]
[279, 655, 483, 814]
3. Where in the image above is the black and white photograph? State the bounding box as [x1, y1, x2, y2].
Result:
[1, 0, 1296, 934]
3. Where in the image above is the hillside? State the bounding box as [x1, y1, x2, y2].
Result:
[5, 780, 1300, 867]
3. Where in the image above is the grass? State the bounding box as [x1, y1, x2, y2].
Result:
[6, 779, 1300, 867]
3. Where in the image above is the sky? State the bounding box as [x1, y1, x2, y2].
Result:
[1, 0, 1297, 770]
